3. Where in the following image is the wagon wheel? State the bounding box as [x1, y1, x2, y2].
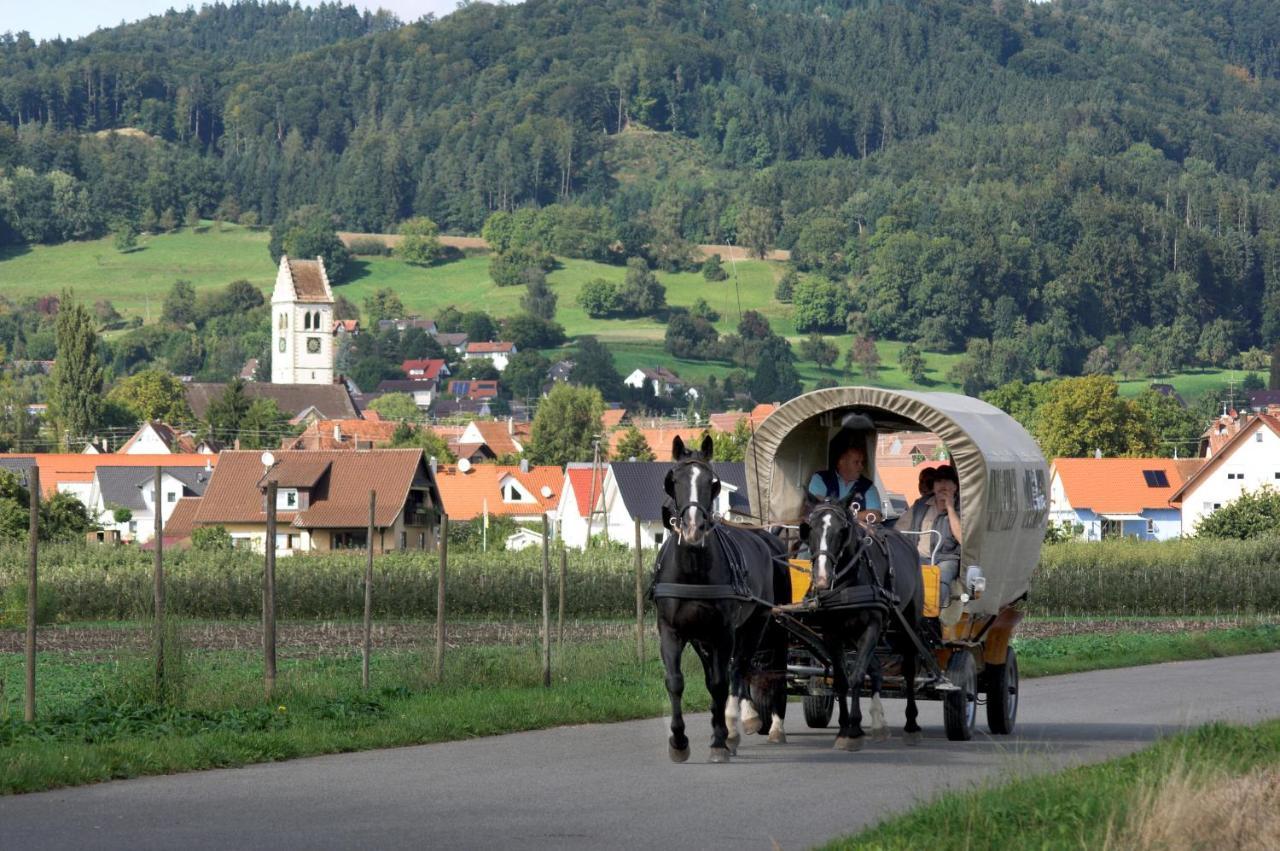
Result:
[985, 646, 1019, 735]
[803, 694, 834, 728]
[942, 649, 978, 741]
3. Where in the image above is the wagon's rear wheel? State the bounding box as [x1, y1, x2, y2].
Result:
[943, 650, 978, 741]
[985, 647, 1019, 735]
[803, 694, 834, 728]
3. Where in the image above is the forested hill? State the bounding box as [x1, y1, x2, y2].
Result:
[5, 0, 1280, 380]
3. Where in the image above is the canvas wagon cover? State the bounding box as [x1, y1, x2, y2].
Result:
[744, 387, 1049, 615]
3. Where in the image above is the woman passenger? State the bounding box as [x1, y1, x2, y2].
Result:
[908, 465, 964, 622]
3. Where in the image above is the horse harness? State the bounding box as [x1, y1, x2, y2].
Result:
[650, 524, 762, 604]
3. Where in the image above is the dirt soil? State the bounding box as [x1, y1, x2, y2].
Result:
[1, 617, 1273, 657]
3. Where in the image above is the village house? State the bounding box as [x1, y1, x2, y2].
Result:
[556, 463, 606, 549]
[400, 358, 449, 382]
[607, 426, 706, 462]
[462, 341, 517, 371]
[447, 379, 499, 401]
[0, 453, 216, 506]
[375, 379, 438, 410]
[1048, 457, 1203, 541]
[433, 461, 561, 523]
[595, 461, 750, 549]
[1170, 413, 1280, 535]
[707, 403, 780, 434]
[332, 318, 360, 338]
[188, 449, 441, 555]
[185, 381, 359, 424]
[376, 317, 436, 335]
[623, 367, 694, 398]
[117, 421, 220, 455]
[281, 417, 401, 451]
[89, 463, 215, 544]
[435, 332, 469, 354]
[454, 419, 527, 462]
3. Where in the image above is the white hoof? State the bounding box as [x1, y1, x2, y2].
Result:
[768, 728, 787, 745]
[740, 700, 762, 735]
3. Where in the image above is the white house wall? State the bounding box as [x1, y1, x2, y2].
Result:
[1181, 424, 1280, 533]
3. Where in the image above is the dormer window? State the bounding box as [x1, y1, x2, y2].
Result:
[277, 488, 299, 510]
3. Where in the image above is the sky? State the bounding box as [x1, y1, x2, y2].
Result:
[6, 1, 479, 43]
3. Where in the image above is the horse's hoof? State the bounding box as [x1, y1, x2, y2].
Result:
[834, 736, 864, 752]
[669, 744, 690, 763]
[708, 747, 731, 764]
[741, 716, 762, 735]
[903, 730, 922, 747]
[768, 729, 787, 745]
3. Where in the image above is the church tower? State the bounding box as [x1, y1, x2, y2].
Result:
[271, 255, 335, 385]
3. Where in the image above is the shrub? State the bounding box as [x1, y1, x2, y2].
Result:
[1195, 487, 1280, 540]
[348, 237, 391, 256]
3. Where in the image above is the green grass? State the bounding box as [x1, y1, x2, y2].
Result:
[2, 623, 1276, 795]
[1115, 368, 1243, 399]
[826, 718, 1280, 850]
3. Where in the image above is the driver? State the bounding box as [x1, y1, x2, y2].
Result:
[806, 431, 882, 519]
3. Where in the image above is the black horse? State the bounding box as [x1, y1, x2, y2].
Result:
[800, 495, 924, 750]
[653, 435, 791, 763]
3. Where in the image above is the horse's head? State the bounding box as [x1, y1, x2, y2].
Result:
[799, 494, 861, 591]
[663, 434, 720, 548]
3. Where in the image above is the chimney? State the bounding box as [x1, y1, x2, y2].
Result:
[508, 416, 514, 436]
[520, 459, 530, 473]
[1094, 448, 1102, 459]
[333, 423, 343, 443]
[234, 438, 241, 451]
[430, 456, 438, 477]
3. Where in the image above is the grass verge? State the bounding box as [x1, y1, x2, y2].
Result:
[1, 624, 1277, 795]
[825, 718, 1280, 850]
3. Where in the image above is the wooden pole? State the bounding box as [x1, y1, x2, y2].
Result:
[24, 465, 38, 723]
[153, 466, 166, 698]
[264, 480, 278, 700]
[634, 517, 644, 665]
[362, 490, 376, 690]
[434, 514, 448, 682]
[557, 547, 567, 652]
[541, 513, 551, 688]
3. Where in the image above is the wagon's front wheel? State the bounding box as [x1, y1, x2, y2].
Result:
[985, 647, 1019, 735]
[803, 694, 834, 728]
[943, 650, 977, 741]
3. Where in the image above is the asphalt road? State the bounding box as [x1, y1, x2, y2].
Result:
[3, 652, 1278, 851]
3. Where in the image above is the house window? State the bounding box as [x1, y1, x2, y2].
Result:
[276, 533, 293, 551]
[167, 491, 176, 503]
[1146, 519, 1156, 535]
[1227, 472, 1243, 480]
[1257, 432, 1264, 443]
[277, 489, 299, 510]
[654, 531, 664, 545]
[502, 483, 522, 502]
[331, 530, 367, 549]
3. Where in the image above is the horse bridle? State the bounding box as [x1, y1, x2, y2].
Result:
[667, 458, 720, 542]
[808, 502, 875, 588]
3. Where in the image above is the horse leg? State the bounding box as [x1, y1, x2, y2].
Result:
[867, 655, 889, 741]
[725, 667, 742, 756]
[901, 645, 922, 746]
[659, 624, 690, 763]
[694, 635, 735, 763]
[764, 623, 788, 744]
[837, 624, 881, 752]
[828, 633, 856, 751]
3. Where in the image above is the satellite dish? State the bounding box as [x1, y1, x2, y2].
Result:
[260, 451, 275, 468]
[540, 485, 553, 499]
[457, 458, 472, 473]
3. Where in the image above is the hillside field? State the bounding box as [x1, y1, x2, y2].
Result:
[0, 226, 1244, 399]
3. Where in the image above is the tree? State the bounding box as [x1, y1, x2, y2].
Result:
[774, 270, 797, 303]
[269, 206, 351, 283]
[520, 267, 558, 320]
[0, 375, 37, 453]
[664, 314, 720, 360]
[237, 398, 289, 449]
[204, 379, 251, 442]
[793, 277, 853, 332]
[334, 294, 360, 321]
[490, 245, 552, 287]
[800, 333, 839, 371]
[1131, 389, 1204, 459]
[899, 343, 926, 383]
[389, 422, 454, 461]
[736, 205, 775, 259]
[710, 419, 752, 461]
[614, 425, 655, 461]
[162, 280, 197, 327]
[192, 525, 233, 551]
[114, 221, 138, 253]
[363, 288, 405, 324]
[397, 216, 443, 265]
[503, 314, 565, 349]
[503, 350, 551, 400]
[578, 278, 620, 318]
[184, 202, 201, 230]
[106, 369, 192, 423]
[1272, 342, 1280, 391]
[1034, 376, 1157, 458]
[751, 336, 801, 402]
[48, 294, 105, 446]
[701, 253, 728, 281]
[569, 336, 623, 399]
[367, 392, 420, 420]
[851, 335, 881, 379]
[1195, 487, 1280, 539]
[462, 311, 498, 343]
[1196, 319, 1236, 367]
[689, 298, 720, 323]
[527, 383, 605, 466]
[617, 257, 666, 316]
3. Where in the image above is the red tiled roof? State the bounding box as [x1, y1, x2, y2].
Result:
[601, 409, 627, 430]
[282, 418, 401, 451]
[333, 319, 359, 333]
[467, 420, 523, 456]
[435, 464, 561, 520]
[609, 427, 706, 462]
[401, 359, 447, 380]
[1054, 457, 1204, 514]
[162, 496, 202, 541]
[4, 453, 216, 497]
[192, 450, 430, 529]
[877, 460, 950, 503]
[565, 466, 605, 516]
[465, 341, 515, 354]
